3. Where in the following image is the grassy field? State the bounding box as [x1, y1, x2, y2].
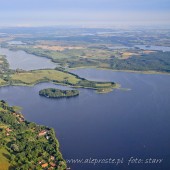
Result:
[0, 78, 7, 85]
[0, 123, 8, 129]
[11, 69, 79, 85]
[10, 69, 118, 91]
[0, 148, 10, 170]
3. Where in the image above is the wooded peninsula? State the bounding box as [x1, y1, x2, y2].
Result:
[0, 68, 119, 94]
[0, 100, 67, 170]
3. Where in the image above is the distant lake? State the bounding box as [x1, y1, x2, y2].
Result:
[108, 45, 170, 51]
[7, 41, 26, 45]
[108, 46, 132, 50]
[0, 69, 170, 170]
[0, 47, 57, 70]
[135, 45, 170, 52]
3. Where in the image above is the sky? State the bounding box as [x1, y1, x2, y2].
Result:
[0, 0, 169, 27]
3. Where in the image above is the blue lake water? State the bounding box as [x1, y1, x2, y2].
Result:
[0, 68, 170, 170]
[134, 45, 170, 52]
[108, 45, 170, 51]
[7, 41, 26, 45]
[0, 47, 57, 70]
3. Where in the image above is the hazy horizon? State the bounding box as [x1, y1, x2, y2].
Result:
[0, 0, 170, 27]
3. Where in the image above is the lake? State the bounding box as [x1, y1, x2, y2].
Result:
[7, 41, 26, 45]
[108, 45, 170, 51]
[135, 45, 170, 52]
[0, 47, 57, 70]
[0, 68, 170, 170]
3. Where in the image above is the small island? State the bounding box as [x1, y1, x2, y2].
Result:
[39, 88, 79, 98]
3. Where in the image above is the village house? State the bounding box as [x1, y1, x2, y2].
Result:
[41, 163, 48, 168]
[38, 160, 44, 164]
[12, 113, 17, 116]
[38, 130, 48, 137]
[50, 162, 56, 167]
[18, 117, 24, 122]
[6, 133, 10, 136]
[6, 128, 12, 132]
[50, 156, 55, 161]
[6, 128, 12, 136]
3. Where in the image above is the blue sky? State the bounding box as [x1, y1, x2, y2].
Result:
[0, 0, 169, 27]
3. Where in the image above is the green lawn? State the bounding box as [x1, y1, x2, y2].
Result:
[0, 78, 6, 85]
[10, 69, 118, 92]
[0, 148, 10, 170]
[11, 69, 79, 85]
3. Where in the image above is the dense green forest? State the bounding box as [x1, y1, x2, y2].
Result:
[39, 88, 79, 98]
[0, 100, 67, 170]
[109, 52, 170, 72]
